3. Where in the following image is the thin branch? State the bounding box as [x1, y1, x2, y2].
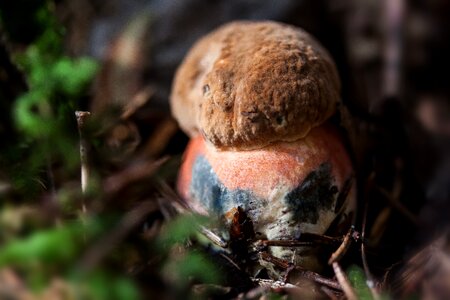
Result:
[252, 278, 301, 290]
[200, 227, 228, 248]
[378, 186, 419, 225]
[156, 180, 190, 211]
[103, 156, 169, 194]
[332, 261, 357, 300]
[157, 181, 229, 248]
[219, 252, 242, 272]
[75, 111, 91, 197]
[320, 286, 340, 300]
[328, 226, 354, 265]
[255, 233, 343, 249]
[361, 197, 382, 300]
[259, 252, 342, 291]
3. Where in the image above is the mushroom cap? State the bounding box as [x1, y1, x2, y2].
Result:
[170, 21, 341, 150]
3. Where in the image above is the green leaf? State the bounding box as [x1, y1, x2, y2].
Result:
[77, 271, 140, 300]
[13, 91, 56, 138]
[162, 250, 222, 292]
[52, 57, 98, 96]
[157, 214, 211, 249]
[0, 226, 78, 266]
[0, 220, 102, 267]
[177, 251, 221, 285]
[347, 265, 374, 300]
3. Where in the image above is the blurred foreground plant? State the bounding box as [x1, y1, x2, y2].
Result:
[0, 1, 224, 299]
[1, 0, 97, 198]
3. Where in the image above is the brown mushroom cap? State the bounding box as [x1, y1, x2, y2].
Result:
[170, 21, 341, 150]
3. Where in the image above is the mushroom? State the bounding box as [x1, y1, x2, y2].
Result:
[170, 21, 355, 270]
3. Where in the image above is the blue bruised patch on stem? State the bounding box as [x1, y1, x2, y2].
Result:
[189, 156, 340, 225]
[285, 163, 338, 224]
[190, 155, 257, 215]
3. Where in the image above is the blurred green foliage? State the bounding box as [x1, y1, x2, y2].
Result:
[1, 0, 98, 197]
[0, 222, 87, 266]
[0, 211, 143, 298]
[158, 214, 223, 295]
[347, 265, 374, 300]
[0, 1, 142, 298]
[158, 214, 210, 248]
[0, 1, 223, 298]
[70, 270, 141, 300]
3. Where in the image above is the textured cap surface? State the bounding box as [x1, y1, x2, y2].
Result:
[170, 21, 341, 149]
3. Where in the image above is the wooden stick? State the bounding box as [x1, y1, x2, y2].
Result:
[75, 111, 91, 196]
[332, 261, 357, 300]
[328, 226, 354, 265]
[259, 252, 342, 291]
[361, 193, 382, 300]
[256, 233, 342, 249]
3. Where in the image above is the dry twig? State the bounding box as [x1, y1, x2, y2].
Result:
[328, 226, 355, 265]
[378, 186, 418, 225]
[259, 252, 341, 291]
[332, 261, 357, 300]
[255, 233, 342, 250]
[252, 278, 301, 290]
[157, 181, 229, 248]
[361, 195, 382, 300]
[103, 156, 169, 195]
[75, 111, 91, 197]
